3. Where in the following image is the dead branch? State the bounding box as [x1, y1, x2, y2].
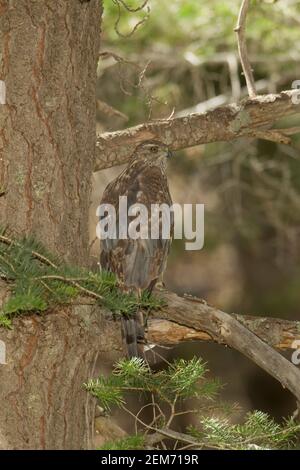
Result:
[147, 289, 300, 403]
[95, 90, 300, 171]
[148, 312, 300, 351]
[251, 129, 291, 145]
[234, 0, 256, 98]
[176, 79, 269, 117]
[97, 100, 128, 122]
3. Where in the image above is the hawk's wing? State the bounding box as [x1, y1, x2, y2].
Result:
[100, 161, 173, 291]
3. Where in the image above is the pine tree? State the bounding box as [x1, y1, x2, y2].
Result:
[86, 357, 300, 450]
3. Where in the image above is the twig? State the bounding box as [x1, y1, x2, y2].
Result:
[99, 51, 163, 119]
[121, 403, 202, 448]
[112, 0, 150, 38]
[145, 427, 216, 449]
[166, 394, 177, 427]
[0, 234, 57, 269]
[135, 402, 164, 436]
[35, 276, 89, 282]
[35, 275, 104, 301]
[97, 100, 128, 122]
[234, 0, 256, 98]
[173, 409, 198, 418]
[117, 0, 149, 12]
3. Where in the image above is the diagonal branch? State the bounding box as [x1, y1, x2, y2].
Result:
[95, 90, 300, 171]
[148, 314, 300, 352]
[147, 289, 300, 403]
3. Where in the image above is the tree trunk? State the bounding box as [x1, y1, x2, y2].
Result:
[0, 0, 102, 265]
[0, 304, 122, 449]
[0, 0, 111, 449]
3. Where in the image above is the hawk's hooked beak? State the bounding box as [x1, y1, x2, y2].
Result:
[167, 149, 173, 159]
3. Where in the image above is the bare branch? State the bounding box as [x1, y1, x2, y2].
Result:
[250, 129, 291, 145]
[112, 0, 150, 38]
[99, 51, 163, 119]
[117, 0, 149, 13]
[148, 313, 300, 351]
[95, 90, 300, 171]
[97, 100, 129, 122]
[147, 289, 300, 404]
[234, 0, 256, 97]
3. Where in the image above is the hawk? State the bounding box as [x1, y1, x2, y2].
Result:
[99, 140, 173, 357]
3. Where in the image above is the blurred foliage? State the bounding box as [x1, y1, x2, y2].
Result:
[103, 0, 300, 56]
[98, 0, 300, 317]
[101, 0, 300, 122]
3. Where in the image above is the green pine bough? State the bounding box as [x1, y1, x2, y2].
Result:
[0, 231, 164, 328]
[86, 357, 300, 451]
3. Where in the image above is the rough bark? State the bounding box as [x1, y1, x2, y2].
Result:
[0, 0, 101, 265]
[1, 0, 299, 451]
[0, 0, 105, 450]
[95, 90, 300, 170]
[0, 304, 122, 450]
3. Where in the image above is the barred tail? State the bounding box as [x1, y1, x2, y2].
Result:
[121, 311, 144, 358]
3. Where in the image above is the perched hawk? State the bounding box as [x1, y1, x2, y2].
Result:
[99, 140, 173, 357]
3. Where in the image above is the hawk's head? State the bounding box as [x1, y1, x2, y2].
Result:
[132, 140, 172, 169]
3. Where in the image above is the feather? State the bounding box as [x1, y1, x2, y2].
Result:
[99, 142, 173, 357]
